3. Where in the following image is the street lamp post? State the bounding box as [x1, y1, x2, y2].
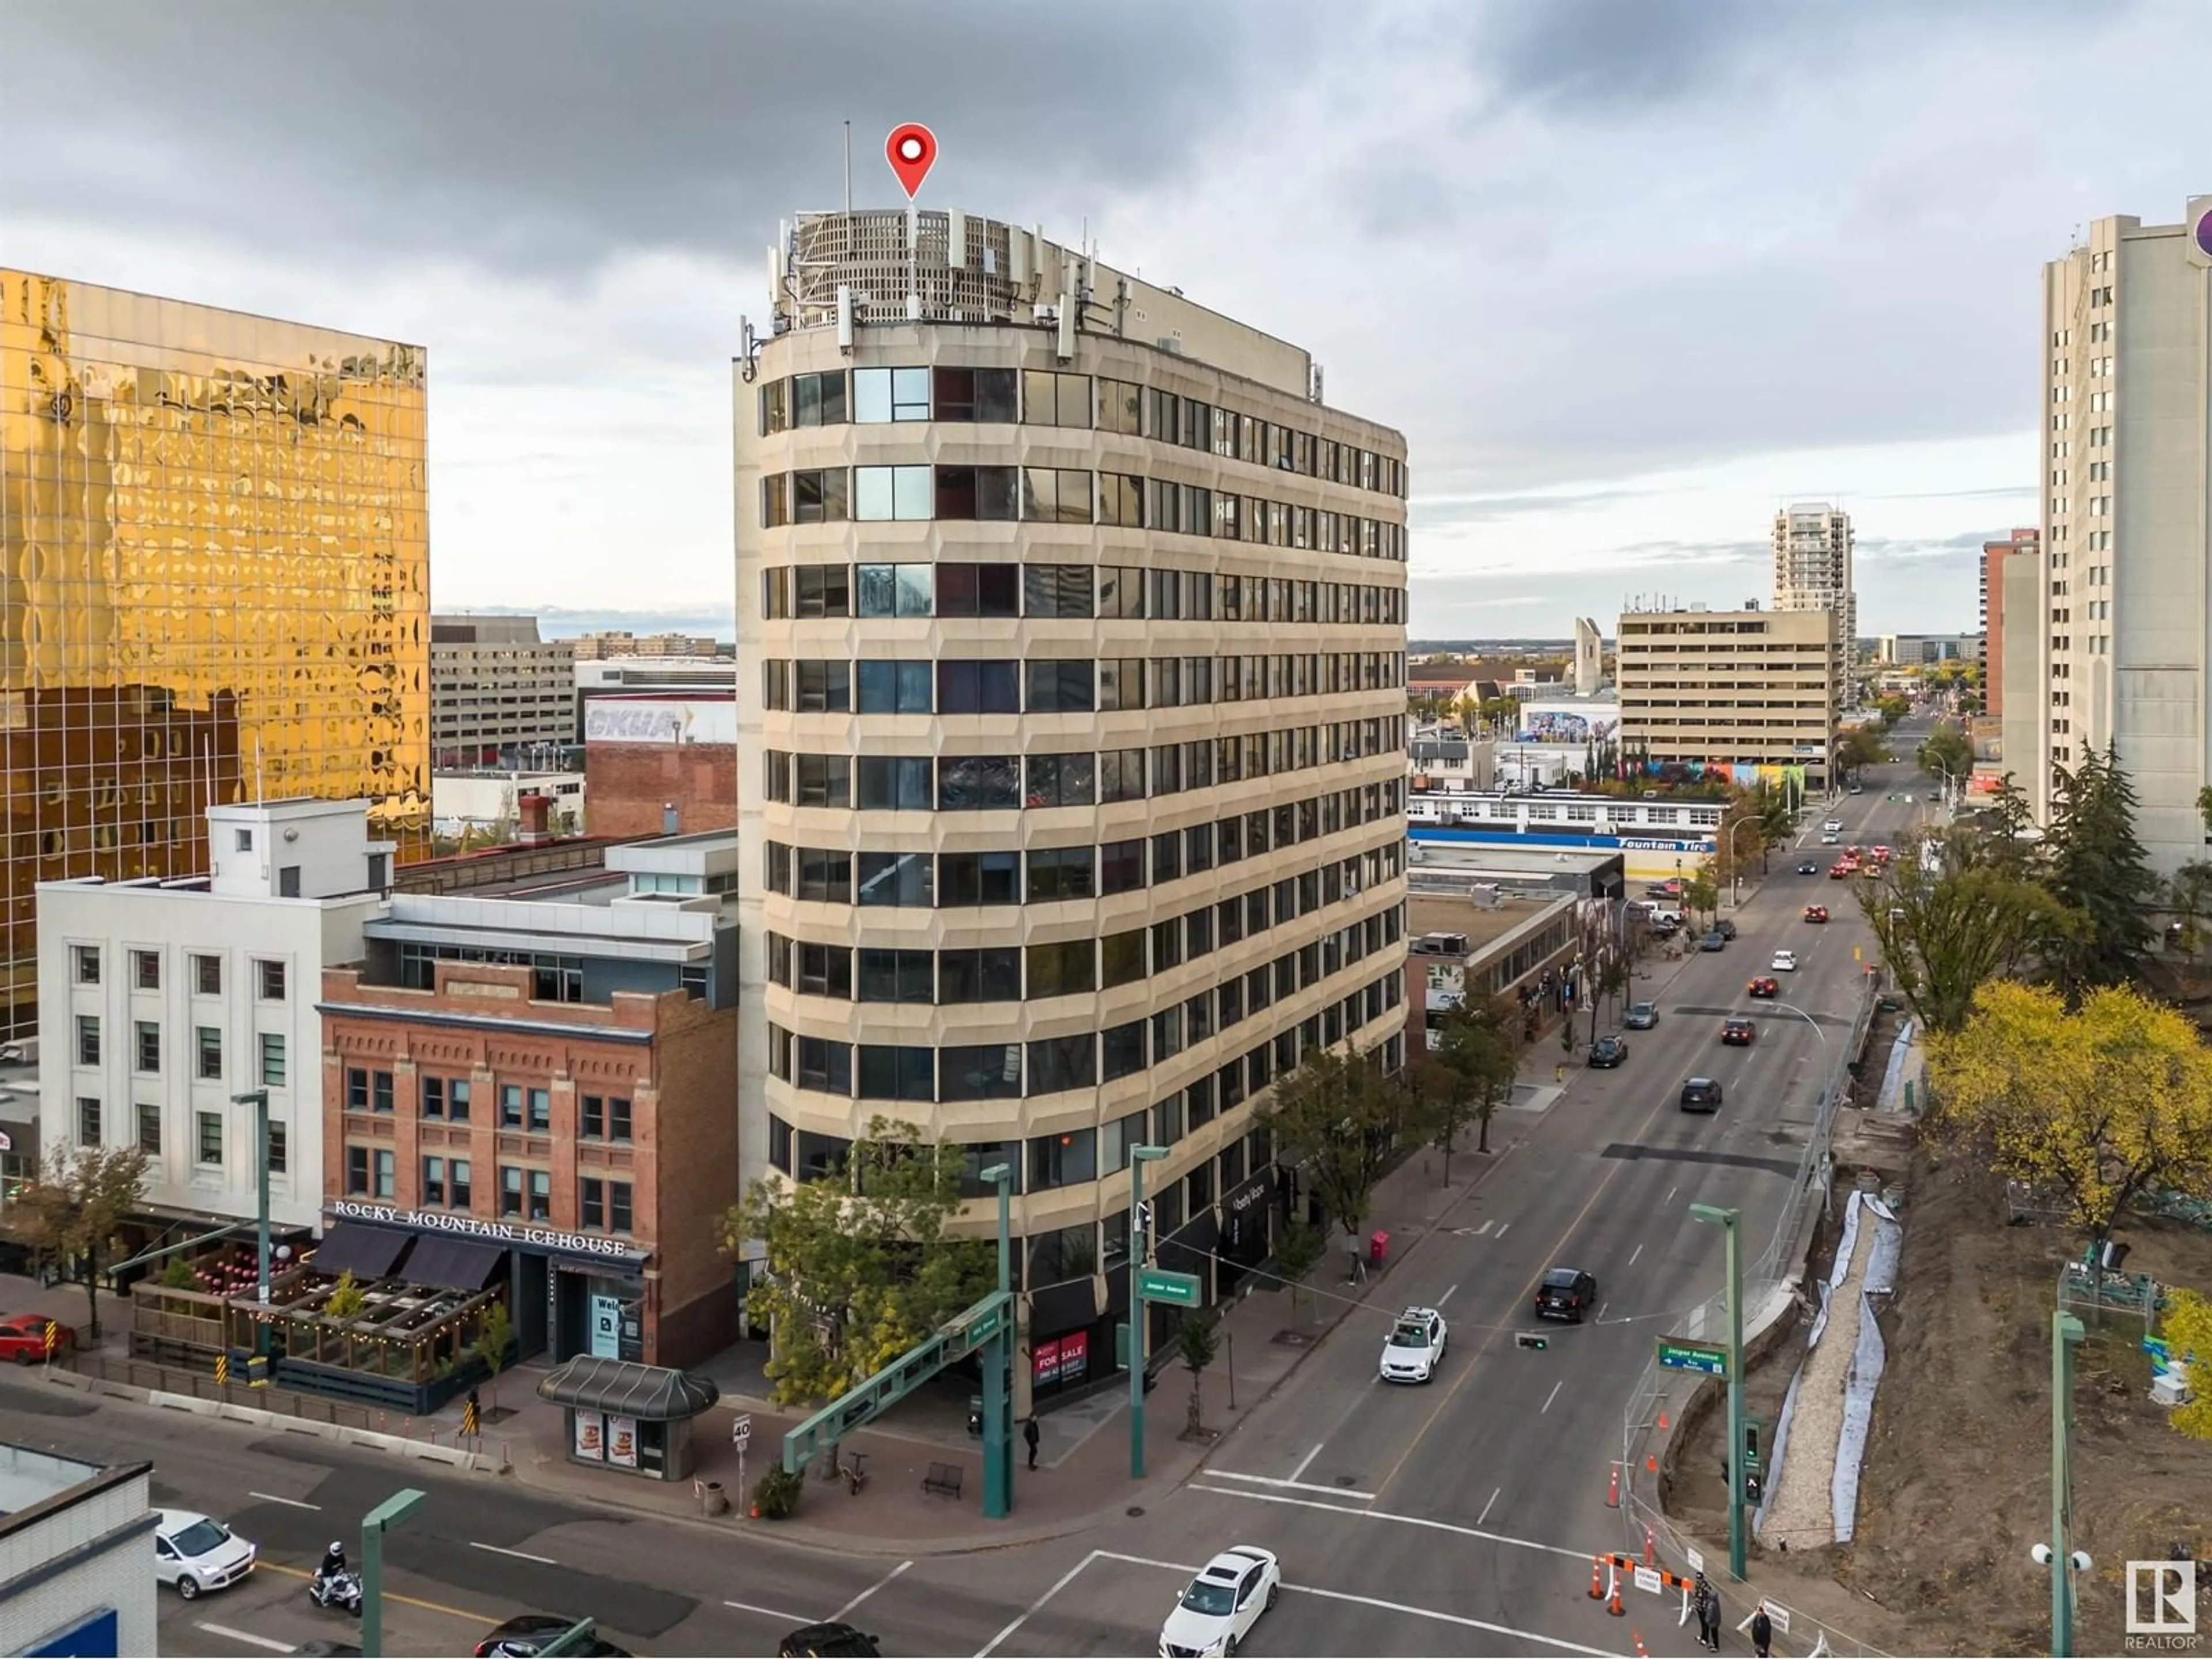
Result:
[231, 1089, 271, 1373]
[360, 1487, 426, 1658]
[1128, 1145, 1169, 1479]
[1723, 819, 1761, 908]
[979, 1162, 1014, 1521]
[1690, 1203, 1747, 1580]
[2047, 1310, 2086, 1656]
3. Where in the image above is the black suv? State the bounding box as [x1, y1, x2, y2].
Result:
[1680, 1077, 1725, 1113]
[779, 1626, 882, 1658]
[1535, 1267, 1598, 1323]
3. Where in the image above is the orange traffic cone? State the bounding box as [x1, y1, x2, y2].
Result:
[1589, 1556, 1605, 1599]
[1607, 1463, 1621, 1508]
[1632, 1630, 1650, 1657]
[1608, 1562, 1626, 1618]
[1657, 1410, 1670, 1432]
[1646, 1453, 1660, 1473]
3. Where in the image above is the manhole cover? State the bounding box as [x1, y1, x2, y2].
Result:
[1271, 1330, 1310, 1347]
[1334, 1476, 1358, 1488]
[1126, 1506, 1146, 1517]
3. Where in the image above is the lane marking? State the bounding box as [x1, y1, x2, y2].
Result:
[257, 1560, 492, 1624]
[247, 1490, 321, 1511]
[1437, 1283, 1459, 1307]
[1092, 1551, 1614, 1657]
[1187, 1484, 1589, 1558]
[1541, 1380, 1564, 1414]
[1288, 1442, 1323, 1484]
[1596, 1302, 1609, 1322]
[1628, 1243, 1645, 1267]
[1479, 1486, 1501, 1525]
[975, 1549, 1101, 1658]
[196, 1624, 293, 1654]
[1666, 1185, 1678, 1205]
[1472, 1218, 1494, 1237]
[471, 1540, 557, 1566]
[728, 1596, 817, 1624]
[1203, 1468, 1377, 1501]
[1495, 1222, 1510, 1239]
[830, 1559, 912, 1622]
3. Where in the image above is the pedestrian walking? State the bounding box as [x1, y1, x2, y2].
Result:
[1750, 1601, 1772, 1658]
[1694, 1574, 1721, 1651]
[1022, 1414, 1041, 1471]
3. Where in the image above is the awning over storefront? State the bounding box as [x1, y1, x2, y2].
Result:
[401, 1234, 507, 1293]
[308, 1222, 414, 1283]
[536, 1356, 720, 1422]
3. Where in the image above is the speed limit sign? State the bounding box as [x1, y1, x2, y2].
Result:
[733, 1412, 752, 1450]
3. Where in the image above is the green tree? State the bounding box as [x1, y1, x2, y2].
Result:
[1980, 771, 2040, 874]
[1, 1143, 148, 1339]
[471, 1298, 513, 1412]
[2198, 785, 2212, 834]
[1874, 694, 1911, 729]
[720, 1116, 993, 1407]
[2166, 862, 2212, 957]
[1257, 1046, 1408, 1251]
[1395, 1058, 1457, 1184]
[1928, 981, 2212, 1252]
[1681, 858, 1719, 929]
[2044, 744, 2158, 995]
[1173, 1308, 1219, 1441]
[1433, 994, 1522, 1160]
[1856, 839, 2070, 1034]
[1751, 783, 1796, 865]
[1832, 725, 1889, 784]
[1271, 1222, 1325, 1328]
[1916, 721, 1974, 788]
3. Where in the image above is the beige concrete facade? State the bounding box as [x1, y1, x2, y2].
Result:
[733, 211, 1411, 1335]
[2018, 198, 2212, 876]
[430, 615, 575, 765]
[1615, 607, 1836, 779]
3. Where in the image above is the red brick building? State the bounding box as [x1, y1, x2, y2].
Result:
[582, 694, 736, 839]
[316, 832, 741, 1368]
[1979, 528, 2037, 719]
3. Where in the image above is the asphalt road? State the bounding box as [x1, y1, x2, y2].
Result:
[3, 752, 1941, 1659]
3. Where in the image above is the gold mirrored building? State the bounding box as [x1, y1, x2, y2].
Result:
[0, 272, 429, 1038]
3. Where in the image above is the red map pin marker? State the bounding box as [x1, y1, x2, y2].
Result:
[885, 123, 938, 199]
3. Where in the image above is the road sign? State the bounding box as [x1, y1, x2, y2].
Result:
[1137, 1268, 1202, 1308]
[1686, 1545, 1705, 1575]
[732, 1412, 752, 1450]
[1657, 1336, 1729, 1376]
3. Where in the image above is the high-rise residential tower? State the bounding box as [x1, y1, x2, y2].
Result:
[1771, 502, 1856, 703]
[735, 210, 1410, 1399]
[2012, 198, 2212, 876]
[0, 272, 430, 1040]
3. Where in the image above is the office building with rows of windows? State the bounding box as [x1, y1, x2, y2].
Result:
[735, 209, 1410, 1403]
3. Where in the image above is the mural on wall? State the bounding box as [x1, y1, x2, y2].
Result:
[1518, 706, 1620, 744]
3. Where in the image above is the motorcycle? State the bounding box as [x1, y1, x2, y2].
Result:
[309, 1568, 364, 1616]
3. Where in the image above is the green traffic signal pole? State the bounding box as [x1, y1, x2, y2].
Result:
[2051, 1310, 2085, 1657]
[232, 1089, 271, 1368]
[1690, 1203, 1745, 1580]
[980, 1163, 1013, 1521]
[360, 1488, 425, 1658]
[1129, 1146, 1169, 1478]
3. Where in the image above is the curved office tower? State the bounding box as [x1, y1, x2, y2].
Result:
[734, 209, 1409, 1395]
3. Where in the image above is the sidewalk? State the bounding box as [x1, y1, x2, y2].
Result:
[474, 1136, 1512, 1555]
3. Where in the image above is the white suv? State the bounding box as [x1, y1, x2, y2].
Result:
[154, 1509, 256, 1600]
[1379, 1306, 1447, 1383]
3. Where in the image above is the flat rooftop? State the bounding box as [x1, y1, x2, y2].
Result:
[1409, 842, 1622, 878]
[1408, 890, 1574, 957]
[0, 1444, 104, 1516]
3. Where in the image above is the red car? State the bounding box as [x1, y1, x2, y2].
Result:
[1804, 904, 1830, 923]
[1721, 1018, 1757, 1046]
[1872, 845, 1895, 863]
[1828, 864, 1851, 880]
[1747, 976, 1779, 999]
[0, 1313, 74, 1363]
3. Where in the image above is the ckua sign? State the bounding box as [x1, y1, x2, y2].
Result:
[331, 1201, 639, 1262]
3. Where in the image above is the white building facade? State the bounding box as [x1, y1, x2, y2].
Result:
[36, 800, 392, 1230]
[0, 1446, 156, 1659]
[2017, 195, 2212, 877]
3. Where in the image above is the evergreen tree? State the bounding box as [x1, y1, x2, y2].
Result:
[2044, 744, 2157, 993]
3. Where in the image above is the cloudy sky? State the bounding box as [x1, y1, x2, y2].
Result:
[7, 1, 2206, 641]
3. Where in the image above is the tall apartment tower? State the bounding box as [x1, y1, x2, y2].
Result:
[0, 272, 430, 1041]
[1979, 528, 2038, 720]
[1771, 502, 1856, 703]
[2012, 198, 2212, 876]
[735, 210, 1410, 1393]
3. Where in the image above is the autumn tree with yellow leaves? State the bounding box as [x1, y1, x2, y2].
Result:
[2162, 1288, 2212, 1442]
[1926, 982, 2212, 1250]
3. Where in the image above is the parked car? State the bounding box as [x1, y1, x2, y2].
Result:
[1534, 1266, 1599, 1322]
[1379, 1306, 1448, 1383]
[1720, 1018, 1756, 1046]
[1680, 1077, 1726, 1113]
[1697, 931, 1728, 952]
[1746, 976, 1779, 999]
[475, 1617, 631, 1658]
[154, 1510, 257, 1601]
[778, 1625, 881, 1658]
[1588, 1035, 1628, 1068]
[1158, 1546, 1282, 1658]
[1623, 1002, 1659, 1029]
[0, 1313, 74, 1363]
[1714, 919, 1738, 941]
[1803, 905, 1830, 923]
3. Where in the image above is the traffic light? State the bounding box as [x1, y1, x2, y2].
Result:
[1515, 1331, 1549, 1351]
[1744, 1469, 1763, 1505]
[1742, 1417, 1763, 1469]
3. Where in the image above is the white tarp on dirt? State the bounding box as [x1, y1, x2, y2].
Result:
[1876, 1018, 1921, 1114]
[1833, 1286, 1887, 1542]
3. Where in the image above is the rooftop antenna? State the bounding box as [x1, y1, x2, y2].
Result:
[843, 120, 852, 215]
